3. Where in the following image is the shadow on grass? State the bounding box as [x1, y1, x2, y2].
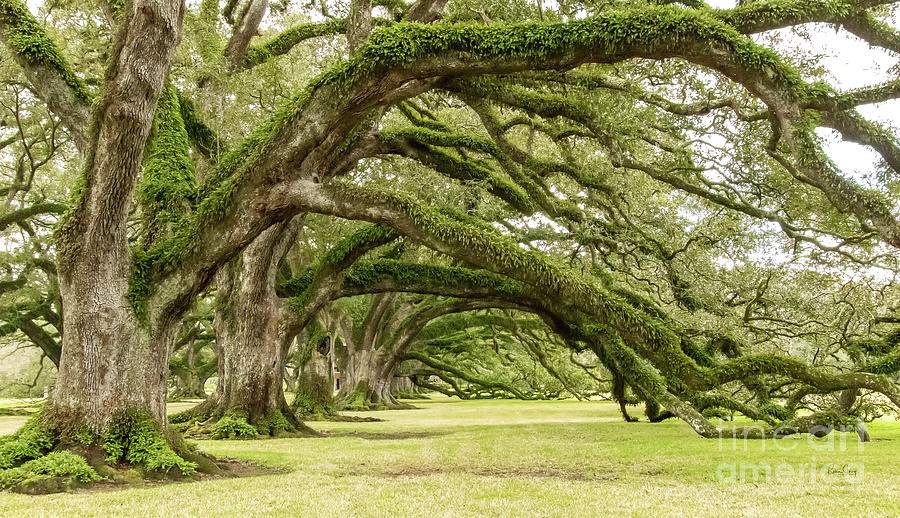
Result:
[321, 430, 450, 440]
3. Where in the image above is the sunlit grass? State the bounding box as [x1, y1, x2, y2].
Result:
[1, 396, 898, 517]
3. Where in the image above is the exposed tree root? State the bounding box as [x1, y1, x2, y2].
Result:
[0, 411, 226, 494]
[169, 399, 318, 439]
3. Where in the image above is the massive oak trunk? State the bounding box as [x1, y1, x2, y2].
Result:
[338, 347, 404, 410]
[50, 266, 175, 430]
[183, 219, 311, 434]
[334, 294, 410, 410]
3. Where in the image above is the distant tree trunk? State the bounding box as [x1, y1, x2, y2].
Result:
[170, 339, 212, 400]
[334, 296, 503, 410]
[292, 340, 335, 418]
[390, 376, 415, 394]
[334, 294, 411, 410]
[338, 347, 404, 410]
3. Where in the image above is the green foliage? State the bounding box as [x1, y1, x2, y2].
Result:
[0, 451, 98, 489]
[341, 382, 374, 411]
[0, 416, 54, 469]
[243, 19, 348, 69]
[101, 412, 197, 475]
[211, 416, 258, 439]
[73, 427, 95, 446]
[255, 410, 291, 436]
[0, 0, 90, 100]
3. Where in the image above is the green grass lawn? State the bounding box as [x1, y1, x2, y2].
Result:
[0, 397, 898, 517]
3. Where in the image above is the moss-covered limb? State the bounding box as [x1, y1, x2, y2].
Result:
[280, 224, 398, 298]
[864, 346, 900, 375]
[707, 354, 900, 408]
[241, 19, 349, 70]
[820, 110, 900, 174]
[689, 393, 781, 426]
[337, 260, 527, 301]
[375, 133, 538, 215]
[777, 115, 900, 249]
[0, 202, 66, 232]
[711, 0, 869, 35]
[0, 0, 91, 150]
[177, 91, 225, 162]
[841, 9, 900, 54]
[828, 79, 900, 111]
[405, 351, 537, 400]
[137, 82, 198, 247]
[56, 0, 184, 281]
[396, 101, 453, 132]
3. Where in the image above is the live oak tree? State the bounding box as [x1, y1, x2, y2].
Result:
[3, 0, 900, 487]
[167, 304, 217, 401]
[406, 308, 602, 401]
[0, 82, 70, 371]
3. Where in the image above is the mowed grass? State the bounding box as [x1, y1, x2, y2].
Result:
[0, 397, 898, 517]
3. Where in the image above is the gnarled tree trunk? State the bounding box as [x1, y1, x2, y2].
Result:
[180, 218, 312, 435]
[292, 336, 336, 418]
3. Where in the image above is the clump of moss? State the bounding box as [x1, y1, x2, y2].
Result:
[100, 412, 197, 475]
[341, 382, 373, 411]
[0, 451, 98, 491]
[255, 410, 292, 436]
[0, 416, 54, 469]
[211, 416, 258, 439]
[292, 391, 335, 419]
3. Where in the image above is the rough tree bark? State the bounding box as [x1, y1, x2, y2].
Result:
[44, 0, 185, 439]
[181, 217, 312, 435]
[291, 328, 336, 418]
[335, 295, 522, 410]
